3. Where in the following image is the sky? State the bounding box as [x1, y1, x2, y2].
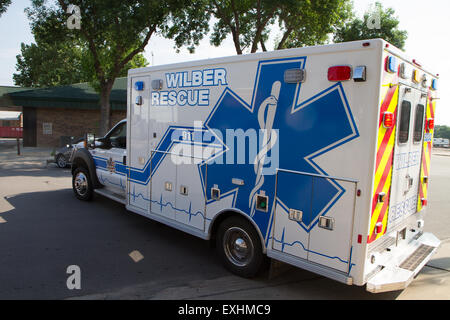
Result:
[1, 0, 449, 125]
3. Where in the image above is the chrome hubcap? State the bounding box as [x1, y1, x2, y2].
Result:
[223, 227, 254, 267]
[74, 172, 88, 196]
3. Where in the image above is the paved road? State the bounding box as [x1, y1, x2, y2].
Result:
[0, 141, 449, 299]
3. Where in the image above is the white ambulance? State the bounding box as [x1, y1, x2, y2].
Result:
[71, 39, 440, 293]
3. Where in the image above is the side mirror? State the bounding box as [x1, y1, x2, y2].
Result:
[85, 133, 96, 149]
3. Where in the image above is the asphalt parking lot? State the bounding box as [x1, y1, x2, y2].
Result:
[1, 139, 450, 300]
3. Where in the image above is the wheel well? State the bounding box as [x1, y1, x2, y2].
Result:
[71, 157, 88, 175]
[209, 210, 266, 253]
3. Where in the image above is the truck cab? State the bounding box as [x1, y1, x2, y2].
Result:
[71, 119, 127, 202]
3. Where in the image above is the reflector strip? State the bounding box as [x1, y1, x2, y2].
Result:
[368, 85, 399, 243]
[417, 93, 436, 212]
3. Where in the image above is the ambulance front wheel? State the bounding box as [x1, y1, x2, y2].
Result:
[216, 216, 266, 278]
[72, 167, 93, 201]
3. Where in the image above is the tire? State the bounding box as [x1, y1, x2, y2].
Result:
[72, 167, 93, 201]
[56, 154, 67, 168]
[216, 216, 266, 278]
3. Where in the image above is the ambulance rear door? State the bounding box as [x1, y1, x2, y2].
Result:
[387, 86, 426, 231]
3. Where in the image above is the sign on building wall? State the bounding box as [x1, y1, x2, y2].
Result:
[43, 122, 52, 135]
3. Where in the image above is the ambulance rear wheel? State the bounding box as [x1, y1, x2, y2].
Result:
[72, 167, 93, 201]
[216, 216, 265, 278]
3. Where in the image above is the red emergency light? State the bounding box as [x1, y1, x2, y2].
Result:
[383, 112, 394, 128]
[375, 222, 383, 234]
[328, 66, 352, 81]
[427, 118, 435, 131]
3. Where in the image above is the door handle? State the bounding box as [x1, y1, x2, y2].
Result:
[404, 175, 413, 194]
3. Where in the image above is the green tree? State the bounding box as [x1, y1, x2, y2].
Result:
[13, 41, 148, 88]
[27, 0, 198, 134]
[0, 0, 11, 17]
[276, 0, 352, 49]
[14, 42, 85, 88]
[333, 2, 407, 50]
[434, 125, 450, 140]
[177, 1, 353, 55]
[207, 0, 279, 55]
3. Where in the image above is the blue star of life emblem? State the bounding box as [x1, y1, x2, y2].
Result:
[202, 57, 359, 237]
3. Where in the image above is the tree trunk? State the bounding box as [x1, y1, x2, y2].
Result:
[260, 39, 267, 52]
[277, 27, 293, 50]
[231, 29, 242, 55]
[99, 83, 113, 136]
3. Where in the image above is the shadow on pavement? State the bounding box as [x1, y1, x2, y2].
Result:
[0, 188, 226, 299]
[0, 166, 70, 178]
[0, 187, 403, 300]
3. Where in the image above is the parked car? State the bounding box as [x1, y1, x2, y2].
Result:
[55, 137, 83, 168]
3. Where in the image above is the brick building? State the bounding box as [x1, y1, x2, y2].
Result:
[0, 78, 127, 147]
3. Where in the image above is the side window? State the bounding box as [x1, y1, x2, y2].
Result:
[413, 104, 425, 143]
[398, 101, 411, 144]
[108, 123, 127, 149]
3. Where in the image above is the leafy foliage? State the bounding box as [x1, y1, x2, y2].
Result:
[0, 0, 11, 17]
[24, 0, 196, 134]
[333, 2, 407, 49]
[435, 125, 450, 140]
[208, 0, 279, 54]
[171, 0, 353, 55]
[14, 42, 86, 88]
[14, 40, 148, 88]
[277, 0, 352, 49]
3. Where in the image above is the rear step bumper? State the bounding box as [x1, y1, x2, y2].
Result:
[366, 232, 441, 293]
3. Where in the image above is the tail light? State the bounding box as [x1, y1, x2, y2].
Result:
[427, 118, 435, 131]
[378, 192, 386, 203]
[328, 66, 352, 81]
[383, 112, 394, 128]
[421, 198, 428, 206]
[375, 222, 383, 234]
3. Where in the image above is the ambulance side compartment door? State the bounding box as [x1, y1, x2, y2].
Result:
[128, 76, 151, 211]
